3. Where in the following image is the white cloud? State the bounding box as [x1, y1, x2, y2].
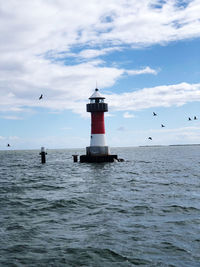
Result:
[108, 125, 200, 147]
[0, 0, 200, 119]
[105, 113, 115, 117]
[0, 115, 23, 120]
[1, 79, 200, 118]
[78, 47, 123, 59]
[123, 112, 135, 118]
[146, 125, 200, 145]
[126, 125, 200, 135]
[0, 55, 158, 116]
[107, 82, 200, 112]
[125, 66, 158, 75]
[1, 0, 199, 52]
[1, 0, 200, 56]
[8, 136, 20, 140]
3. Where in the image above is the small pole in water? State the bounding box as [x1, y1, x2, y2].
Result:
[40, 147, 47, 164]
[72, 154, 79, 162]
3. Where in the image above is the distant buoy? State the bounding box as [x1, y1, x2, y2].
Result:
[40, 147, 47, 164]
[72, 154, 79, 162]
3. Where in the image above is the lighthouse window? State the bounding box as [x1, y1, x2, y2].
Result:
[90, 98, 104, 103]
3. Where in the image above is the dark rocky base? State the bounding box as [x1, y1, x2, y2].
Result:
[80, 154, 118, 163]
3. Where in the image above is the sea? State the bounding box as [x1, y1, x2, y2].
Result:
[0, 146, 200, 267]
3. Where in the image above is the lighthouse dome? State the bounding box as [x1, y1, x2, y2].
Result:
[89, 88, 105, 99]
[87, 88, 108, 112]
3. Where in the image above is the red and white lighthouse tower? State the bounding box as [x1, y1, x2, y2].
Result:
[80, 88, 118, 163]
[87, 88, 109, 156]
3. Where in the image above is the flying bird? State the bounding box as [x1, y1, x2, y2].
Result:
[188, 117, 192, 121]
[153, 112, 157, 116]
[148, 137, 152, 140]
[161, 124, 165, 128]
[7, 144, 10, 147]
[39, 94, 43, 100]
[194, 116, 197, 120]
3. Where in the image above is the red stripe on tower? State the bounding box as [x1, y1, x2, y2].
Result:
[91, 113, 105, 134]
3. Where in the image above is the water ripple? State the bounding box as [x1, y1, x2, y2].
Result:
[0, 147, 200, 266]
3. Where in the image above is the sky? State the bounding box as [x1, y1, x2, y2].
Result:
[1, 0, 200, 150]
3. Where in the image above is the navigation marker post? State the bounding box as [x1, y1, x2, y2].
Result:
[40, 147, 47, 164]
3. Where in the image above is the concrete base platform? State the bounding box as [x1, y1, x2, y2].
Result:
[86, 146, 110, 156]
[80, 154, 118, 163]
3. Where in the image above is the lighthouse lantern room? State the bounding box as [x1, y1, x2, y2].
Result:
[80, 88, 118, 163]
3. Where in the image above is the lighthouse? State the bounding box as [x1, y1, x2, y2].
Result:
[87, 88, 109, 155]
[80, 88, 118, 163]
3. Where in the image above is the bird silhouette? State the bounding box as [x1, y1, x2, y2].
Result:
[194, 116, 197, 120]
[188, 117, 192, 121]
[161, 124, 165, 128]
[7, 144, 10, 147]
[39, 94, 43, 100]
[148, 137, 152, 140]
[153, 112, 157, 116]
